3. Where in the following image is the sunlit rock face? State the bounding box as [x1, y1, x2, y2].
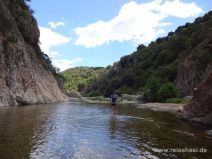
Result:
[0, 0, 67, 106]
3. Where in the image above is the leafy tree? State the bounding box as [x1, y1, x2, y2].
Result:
[136, 44, 146, 51]
[61, 67, 105, 93]
[143, 76, 160, 102]
[157, 83, 177, 103]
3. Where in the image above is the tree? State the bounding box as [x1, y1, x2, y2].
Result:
[143, 76, 160, 102]
[137, 44, 146, 51]
[157, 83, 177, 102]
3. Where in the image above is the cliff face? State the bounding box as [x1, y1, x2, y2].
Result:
[0, 0, 67, 106]
[178, 64, 212, 125]
[177, 38, 212, 125]
[176, 39, 212, 96]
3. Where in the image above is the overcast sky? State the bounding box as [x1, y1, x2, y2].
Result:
[30, 0, 212, 71]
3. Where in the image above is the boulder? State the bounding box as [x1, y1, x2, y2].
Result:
[66, 90, 82, 99]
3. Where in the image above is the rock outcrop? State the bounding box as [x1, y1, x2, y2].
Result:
[66, 90, 82, 99]
[178, 64, 212, 125]
[176, 35, 212, 96]
[0, 0, 67, 106]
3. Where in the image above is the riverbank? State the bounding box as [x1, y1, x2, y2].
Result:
[136, 103, 184, 113]
[69, 97, 138, 104]
[69, 97, 184, 113]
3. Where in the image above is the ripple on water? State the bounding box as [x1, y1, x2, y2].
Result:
[0, 103, 211, 159]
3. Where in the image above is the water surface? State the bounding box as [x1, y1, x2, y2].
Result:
[0, 102, 211, 159]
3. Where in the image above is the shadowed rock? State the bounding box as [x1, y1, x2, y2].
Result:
[0, 0, 67, 106]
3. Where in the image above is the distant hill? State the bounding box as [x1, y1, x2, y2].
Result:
[60, 67, 106, 95]
[84, 11, 212, 102]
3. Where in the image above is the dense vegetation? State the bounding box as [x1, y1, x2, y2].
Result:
[62, 11, 212, 102]
[60, 67, 106, 95]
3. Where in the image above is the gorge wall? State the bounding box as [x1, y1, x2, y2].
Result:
[0, 0, 67, 106]
[178, 64, 212, 126]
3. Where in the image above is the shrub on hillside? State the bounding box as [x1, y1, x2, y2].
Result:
[166, 98, 189, 104]
[143, 76, 160, 102]
[157, 83, 177, 103]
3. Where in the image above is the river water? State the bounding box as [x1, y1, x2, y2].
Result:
[0, 102, 211, 159]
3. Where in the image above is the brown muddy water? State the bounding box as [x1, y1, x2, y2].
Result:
[0, 102, 211, 159]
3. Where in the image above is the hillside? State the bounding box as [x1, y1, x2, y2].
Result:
[83, 11, 212, 103]
[0, 0, 66, 106]
[61, 67, 106, 95]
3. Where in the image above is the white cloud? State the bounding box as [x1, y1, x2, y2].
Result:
[52, 58, 83, 71]
[75, 0, 203, 47]
[39, 26, 71, 56]
[159, 0, 203, 18]
[39, 26, 73, 71]
[48, 51, 60, 58]
[48, 21, 65, 29]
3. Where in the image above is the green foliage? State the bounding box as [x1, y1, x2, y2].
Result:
[60, 11, 212, 101]
[157, 83, 177, 103]
[60, 67, 105, 93]
[166, 98, 189, 104]
[143, 76, 160, 102]
[40, 52, 56, 73]
[17, 0, 31, 5]
[14, 0, 34, 17]
[136, 44, 146, 51]
[33, 46, 59, 77]
[156, 63, 178, 82]
[118, 86, 131, 94]
[17, 0, 24, 4]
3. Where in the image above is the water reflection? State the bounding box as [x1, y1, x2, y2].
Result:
[0, 103, 211, 159]
[110, 116, 117, 138]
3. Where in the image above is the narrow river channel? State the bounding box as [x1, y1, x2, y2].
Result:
[0, 102, 211, 159]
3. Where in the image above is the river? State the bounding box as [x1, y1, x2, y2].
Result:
[0, 102, 211, 159]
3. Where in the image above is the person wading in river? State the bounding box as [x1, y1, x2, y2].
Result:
[110, 92, 118, 115]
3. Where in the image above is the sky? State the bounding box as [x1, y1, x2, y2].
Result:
[29, 0, 212, 71]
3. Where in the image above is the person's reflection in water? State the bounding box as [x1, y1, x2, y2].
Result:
[110, 116, 118, 138]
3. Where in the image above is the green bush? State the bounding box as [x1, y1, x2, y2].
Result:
[156, 63, 178, 82]
[143, 76, 160, 102]
[166, 98, 189, 104]
[157, 83, 177, 102]
[61, 67, 105, 92]
[118, 85, 135, 94]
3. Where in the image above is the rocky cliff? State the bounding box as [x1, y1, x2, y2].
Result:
[177, 37, 212, 125]
[0, 0, 67, 106]
[178, 64, 212, 125]
[176, 39, 212, 96]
